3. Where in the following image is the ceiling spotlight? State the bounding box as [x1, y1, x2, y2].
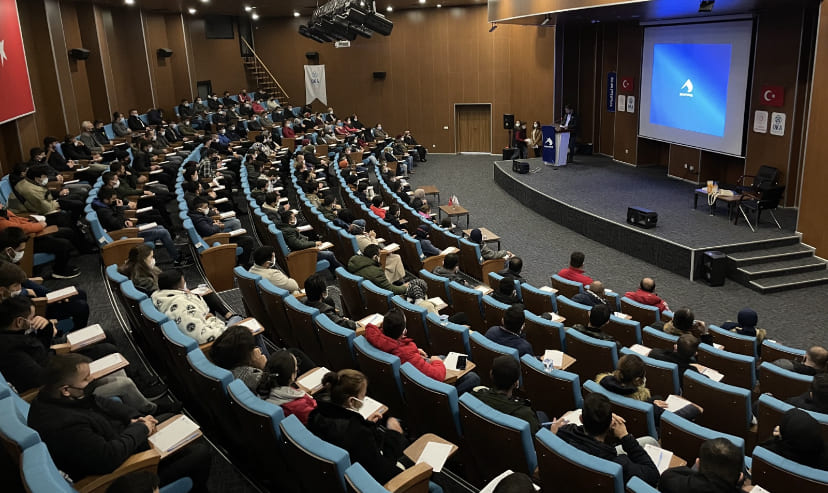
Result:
[293, 11, 301, 17]
[244, 6, 252, 12]
[436, 3, 442, 7]
[200, 0, 209, 3]
[489, 23, 498, 32]
[124, 0, 135, 5]
[251, 12, 260, 20]
[188, 8, 197, 14]
[386, 5, 393, 12]
[419, 0, 426, 4]
[540, 15, 551, 26]
[699, 0, 715, 12]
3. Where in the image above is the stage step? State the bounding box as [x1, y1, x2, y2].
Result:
[749, 269, 828, 294]
[724, 241, 828, 293]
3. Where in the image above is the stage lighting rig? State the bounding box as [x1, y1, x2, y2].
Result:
[298, 0, 393, 44]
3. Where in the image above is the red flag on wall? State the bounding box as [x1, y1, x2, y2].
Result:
[0, 0, 35, 125]
[760, 85, 784, 107]
[620, 77, 634, 93]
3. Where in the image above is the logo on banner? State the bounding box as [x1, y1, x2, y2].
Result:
[761, 85, 784, 107]
[621, 77, 633, 93]
[680, 79, 694, 97]
[304, 64, 328, 105]
[607, 72, 617, 112]
[0, 0, 36, 125]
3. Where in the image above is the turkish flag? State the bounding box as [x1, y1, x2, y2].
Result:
[0, 0, 35, 125]
[760, 85, 784, 107]
[620, 77, 634, 93]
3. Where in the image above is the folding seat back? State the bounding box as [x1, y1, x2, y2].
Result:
[520, 283, 558, 316]
[620, 297, 660, 327]
[458, 238, 506, 284]
[391, 295, 431, 353]
[523, 311, 566, 352]
[564, 329, 619, 383]
[619, 347, 681, 397]
[233, 267, 271, 331]
[429, 227, 460, 251]
[482, 295, 510, 330]
[105, 264, 128, 292]
[353, 336, 405, 416]
[520, 354, 583, 419]
[21, 442, 77, 492]
[708, 325, 757, 358]
[316, 314, 357, 371]
[682, 371, 752, 439]
[534, 428, 623, 493]
[335, 267, 368, 319]
[556, 295, 590, 327]
[284, 296, 325, 365]
[583, 380, 658, 439]
[762, 340, 805, 364]
[259, 279, 298, 348]
[400, 363, 462, 444]
[659, 411, 745, 466]
[550, 274, 584, 299]
[641, 326, 678, 351]
[362, 280, 393, 316]
[280, 414, 350, 493]
[697, 344, 756, 390]
[448, 281, 485, 331]
[185, 348, 236, 443]
[625, 477, 658, 493]
[755, 394, 828, 444]
[751, 446, 828, 493]
[0, 394, 39, 468]
[469, 331, 520, 387]
[419, 269, 451, 304]
[758, 361, 813, 400]
[603, 316, 642, 348]
[458, 393, 538, 485]
[425, 313, 470, 356]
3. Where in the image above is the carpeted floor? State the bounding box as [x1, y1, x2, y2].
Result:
[406, 153, 827, 350]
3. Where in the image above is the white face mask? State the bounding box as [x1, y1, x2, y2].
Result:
[112, 180, 120, 188]
[534, 124, 538, 128]
[147, 257, 155, 268]
[11, 250, 24, 263]
[147, 147, 153, 153]
[40, 178, 49, 186]
[10, 289, 22, 297]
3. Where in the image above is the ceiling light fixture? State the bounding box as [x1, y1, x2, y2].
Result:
[244, 6, 252, 12]
[251, 12, 260, 20]
[188, 8, 197, 14]
[436, 4, 442, 7]
[386, 6, 393, 12]
[125, 0, 135, 5]
[419, 0, 426, 4]
[294, 11, 301, 17]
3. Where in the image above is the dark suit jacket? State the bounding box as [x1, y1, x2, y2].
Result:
[127, 115, 146, 131]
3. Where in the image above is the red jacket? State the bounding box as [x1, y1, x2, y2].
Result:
[624, 289, 669, 313]
[282, 126, 296, 138]
[365, 324, 446, 381]
[282, 394, 318, 424]
[557, 266, 593, 286]
[370, 205, 386, 219]
[0, 210, 45, 235]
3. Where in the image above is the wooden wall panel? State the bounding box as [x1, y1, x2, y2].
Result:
[60, 3, 94, 129]
[252, 5, 555, 154]
[106, 7, 153, 113]
[76, 3, 110, 122]
[612, 22, 642, 165]
[745, 11, 806, 206]
[188, 18, 249, 97]
[667, 143, 701, 180]
[165, 15, 194, 104]
[798, 4, 828, 257]
[144, 13, 177, 112]
[598, 23, 618, 155]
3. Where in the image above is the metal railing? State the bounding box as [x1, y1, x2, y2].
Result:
[241, 37, 290, 101]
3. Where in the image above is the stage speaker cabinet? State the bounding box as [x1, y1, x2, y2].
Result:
[157, 48, 173, 58]
[700, 250, 727, 286]
[512, 160, 529, 174]
[502, 147, 516, 161]
[68, 48, 90, 60]
[373, 71, 386, 79]
[503, 114, 515, 130]
[627, 206, 658, 229]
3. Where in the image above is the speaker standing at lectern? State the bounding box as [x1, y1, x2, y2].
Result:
[561, 104, 578, 163]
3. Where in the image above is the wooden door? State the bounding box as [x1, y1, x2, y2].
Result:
[455, 104, 492, 153]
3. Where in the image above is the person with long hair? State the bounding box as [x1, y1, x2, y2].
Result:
[118, 245, 160, 295]
[531, 120, 543, 158]
[256, 350, 317, 424]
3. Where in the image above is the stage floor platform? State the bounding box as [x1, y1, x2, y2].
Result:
[493, 155, 800, 279]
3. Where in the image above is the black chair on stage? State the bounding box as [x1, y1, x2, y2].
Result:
[736, 185, 785, 232]
[733, 165, 780, 194]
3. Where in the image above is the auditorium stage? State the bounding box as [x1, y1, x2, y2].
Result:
[492, 155, 801, 279]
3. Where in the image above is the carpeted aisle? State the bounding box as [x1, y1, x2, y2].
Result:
[406, 153, 828, 350]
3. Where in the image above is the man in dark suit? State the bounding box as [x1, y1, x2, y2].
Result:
[127, 109, 147, 131]
[562, 104, 578, 163]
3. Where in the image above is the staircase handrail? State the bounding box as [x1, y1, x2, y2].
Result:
[241, 37, 290, 101]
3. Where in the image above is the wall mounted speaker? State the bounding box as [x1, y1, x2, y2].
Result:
[373, 71, 386, 79]
[68, 48, 90, 60]
[503, 114, 515, 130]
[305, 52, 319, 59]
[157, 48, 174, 58]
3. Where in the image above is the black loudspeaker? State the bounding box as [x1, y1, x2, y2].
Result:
[373, 72, 386, 79]
[306, 52, 319, 59]
[512, 160, 529, 174]
[503, 114, 515, 130]
[68, 48, 90, 60]
[157, 48, 173, 58]
[700, 250, 726, 286]
[626, 206, 658, 228]
[502, 147, 516, 160]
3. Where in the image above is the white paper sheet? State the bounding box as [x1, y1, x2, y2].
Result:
[665, 394, 693, 413]
[359, 314, 384, 326]
[629, 344, 652, 357]
[542, 350, 564, 368]
[148, 415, 200, 452]
[297, 367, 329, 392]
[416, 442, 453, 473]
[66, 324, 105, 347]
[138, 222, 157, 232]
[46, 286, 79, 302]
[443, 352, 468, 372]
[88, 353, 125, 375]
[644, 444, 674, 474]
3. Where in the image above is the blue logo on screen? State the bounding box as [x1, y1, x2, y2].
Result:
[650, 43, 731, 137]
